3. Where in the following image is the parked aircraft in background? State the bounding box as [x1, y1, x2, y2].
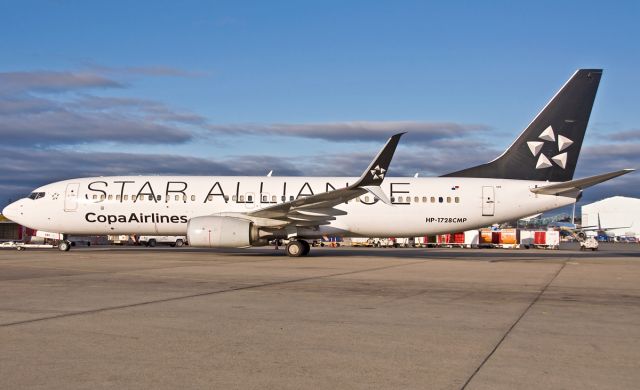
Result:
[2, 69, 634, 256]
[549, 213, 632, 240]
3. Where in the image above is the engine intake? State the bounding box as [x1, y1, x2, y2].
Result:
[187, 216, 267, 248]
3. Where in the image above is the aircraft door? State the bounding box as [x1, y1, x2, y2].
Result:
[64, 183, 80, 212]
[482, 186, 495, 216]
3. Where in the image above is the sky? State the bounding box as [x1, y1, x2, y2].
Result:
[0, 0, 638, 210]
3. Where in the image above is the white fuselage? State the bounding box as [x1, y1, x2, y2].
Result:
[4, 176, 575, 238]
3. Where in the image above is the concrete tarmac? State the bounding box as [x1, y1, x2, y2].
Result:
[0, 244, 639, 389]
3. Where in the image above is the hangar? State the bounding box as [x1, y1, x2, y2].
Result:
[581, 196, 640, 238]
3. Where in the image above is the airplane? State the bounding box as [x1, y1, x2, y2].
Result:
[2, 69, 635, 257]
[549, 213, 632, 240]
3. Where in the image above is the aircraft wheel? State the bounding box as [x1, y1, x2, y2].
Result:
[148, 239, 156, 247]
[300, 240, 311, 256]
[285, 241, 305, 257]
[58, 241, 71, 252]
[175, 239, 184, 247]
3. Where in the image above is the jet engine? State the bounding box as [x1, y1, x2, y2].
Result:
[187, 216, 269, 248]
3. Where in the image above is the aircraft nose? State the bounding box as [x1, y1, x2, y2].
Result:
[2, 201, 20, 222]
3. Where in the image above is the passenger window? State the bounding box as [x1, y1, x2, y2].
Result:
[224, 195, 229, 201]
[208, 195, 214, 201]
[406, 197, 411, 203]
[390, 197, 395, 202]
[183, 194, 187, 202]
[132, 195, 137, 201]
[438, 197, 443, 203]
[289, 196, 294, 201]
[398, 196, 403, 202]
[107, 195, 113, 200]
[364, 196, 370, 202]
[239, 195, 244, 202]
[156, 195, 161, 201]
[414, 197, 419, 203]
[281, 196, 286, 202]
[262, 195, 267, 202]
[148, 195, 153, 201]
[447, 197, 451, 203]
[124, 195, 129, 201]
[247, 195, 253, 202]
[455, 197, 460, 203]
[356, 197, 360, 202]
[232, 195, 237, 201]
[422, 196, 427, 203]
[431, 197, 435, 203]
[92, 195, 97, 200]
[175, 195, 180, 201]
[272, 195, 276, 202]
[116, 195, 121, 201]
[100, 195, 105, 200]
[191, 195, 196, 201]
[139, 196, 143, 202]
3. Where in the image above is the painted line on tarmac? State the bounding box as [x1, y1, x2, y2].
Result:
[460, 259, 568, 390]
[0, 259, 427, 328]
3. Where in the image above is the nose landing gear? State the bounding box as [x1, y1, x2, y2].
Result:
[58, 240, 71, 252]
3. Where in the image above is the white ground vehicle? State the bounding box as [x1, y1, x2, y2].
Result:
[139, 236, 187, 247]
[0, 241, 55, 250]
[580, 237, 599, 251]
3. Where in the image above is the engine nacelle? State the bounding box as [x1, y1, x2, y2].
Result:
[187, 216, 266, 248]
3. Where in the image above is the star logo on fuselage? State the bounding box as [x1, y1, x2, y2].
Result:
[526, 125, 573, 169]
[370, 165, 386, 180]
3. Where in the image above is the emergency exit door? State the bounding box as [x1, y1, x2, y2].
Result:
[482, 186, 495, 216]
[64, 183, 80, 211]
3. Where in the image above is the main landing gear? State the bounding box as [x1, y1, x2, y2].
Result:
[285, 240, 310, 257]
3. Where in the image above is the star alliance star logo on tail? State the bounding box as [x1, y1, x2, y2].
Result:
[526, 126, 573, 170]
[370, 165, 386, 180]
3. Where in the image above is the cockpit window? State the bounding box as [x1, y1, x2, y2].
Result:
[28, 192, 46, 200]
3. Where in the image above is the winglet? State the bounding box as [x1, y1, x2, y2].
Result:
[353, 132, 405, 187]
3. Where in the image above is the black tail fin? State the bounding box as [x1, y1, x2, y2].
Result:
[442, 69, 602, 182]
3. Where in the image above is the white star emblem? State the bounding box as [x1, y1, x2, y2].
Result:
[528, 125, 573, 170]
[370, 165, 385, 180]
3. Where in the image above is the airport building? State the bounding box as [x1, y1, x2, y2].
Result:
[581, 196, 640, 238]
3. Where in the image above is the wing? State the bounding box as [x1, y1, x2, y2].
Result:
[530, 169, 634, 196]
[246, 133, 405, 227]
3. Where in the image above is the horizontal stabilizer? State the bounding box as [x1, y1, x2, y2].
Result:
[530, 169, 634, 195]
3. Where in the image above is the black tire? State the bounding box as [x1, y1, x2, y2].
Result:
[148, 239, 156, 247]
[301, 240, 311, 256]
[58, 241, 71, 252]
[175, 239, 184, 247]
[286, 241, 305, 257]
